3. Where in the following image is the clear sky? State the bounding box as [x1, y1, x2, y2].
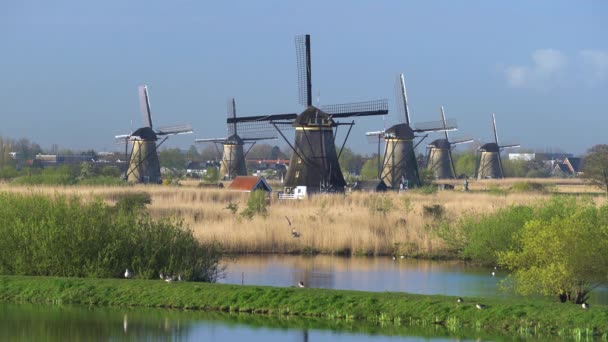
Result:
[1, 1, 606, 155]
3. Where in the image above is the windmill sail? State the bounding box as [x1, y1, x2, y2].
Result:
[195, 97, 277, 180]
[426, 106, 473, 179]
[226, 35, 388, 193]
[476, 113, 519, 179]
[118, 85, 192, 184]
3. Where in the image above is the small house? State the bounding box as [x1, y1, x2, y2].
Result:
[351, 180, 388, 192]
[227, 176, 272, 193]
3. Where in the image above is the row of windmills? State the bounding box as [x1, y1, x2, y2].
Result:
[115, 34, 519, 189]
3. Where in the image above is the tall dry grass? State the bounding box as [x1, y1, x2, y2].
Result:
[5, 179, 603, 256]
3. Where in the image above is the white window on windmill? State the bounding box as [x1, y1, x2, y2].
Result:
[297, 158, 302, 164]
[295, 171, 300, 178]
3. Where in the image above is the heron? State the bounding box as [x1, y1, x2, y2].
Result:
[124, 269, 132, 279]
[286, 216, 301, 238]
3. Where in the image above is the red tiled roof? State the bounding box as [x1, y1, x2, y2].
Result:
[227, 176, 272, 192]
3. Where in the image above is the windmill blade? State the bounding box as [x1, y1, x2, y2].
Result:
[156, 124, 193, 135]
[500, 144, 520, 149]
[492, 113, 499, 146]
[365, 130, 385, 144]
[295, 34, 312, 107]
[450, 137, 475, 146]
[394, 74, 410, 125]
[115, 134, 131, 141]
[227, 113, 298, 124]
[227, 98, 237, 135]
[414, 119, 457, 133]
[322, 100, 389, 118]
[138, 85, 153, 128]
[241, 136, 278, 142]
[440, 106, 449, 141]
[195, 138, 228, 143]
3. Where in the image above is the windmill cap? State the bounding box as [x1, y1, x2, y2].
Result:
[225, 134, 244, 145]
[131, 127, 157, 141]
[479, 142, 500, 152]
[385, 123, 414, 139]
[294, 106, 334, 126]
[429, 139, 450, 149]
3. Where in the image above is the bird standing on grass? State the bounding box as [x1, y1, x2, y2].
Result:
[582, 302, 589, 310]
[286, 216, 301, 238]
[124, 269, 132, 279]
[457, 297, 463, 303]
[475, 303, 486, 310]
[297, 281, 305, 288]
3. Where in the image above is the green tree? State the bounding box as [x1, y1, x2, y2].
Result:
[203, 166, 220, 183]
[499, 198, 608, 304]
[453, 153, 476, 177]
[159, 148, 187, 170]
[338, 147, 365, 175]
[0, 136, 11, 169]
[582, 144, 608, 195]
[360, 157, 379, 180]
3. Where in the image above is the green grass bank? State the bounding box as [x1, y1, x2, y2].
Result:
[1, 276, 606, 338]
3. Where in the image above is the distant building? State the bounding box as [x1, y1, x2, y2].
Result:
[350, 180, 388, 192]
[550, 157, 585, 178]
[509, 152, 573, 162]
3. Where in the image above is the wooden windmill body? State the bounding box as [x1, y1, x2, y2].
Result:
[372, 75, 454, 189]
[475, 114, 519, 179]
[196, 98, 275, 180]
[426, 106, 473, 179]
[227, 35, 388, 194]
[116, 85, 193, 184]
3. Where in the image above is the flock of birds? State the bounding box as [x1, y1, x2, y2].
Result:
[123, 269, 183, 282]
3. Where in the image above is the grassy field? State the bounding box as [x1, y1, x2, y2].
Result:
[1, 275, 606, 338]
[0, 178, 604, 257]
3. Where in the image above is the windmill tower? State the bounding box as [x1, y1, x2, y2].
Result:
[378, 74, 455, 189]
[475, 113, 520, 179]
[195, 98, 276, 180]
[426, 106, 473, 179]
[116, 85, 193, 184]
[227, 35, 388, 193]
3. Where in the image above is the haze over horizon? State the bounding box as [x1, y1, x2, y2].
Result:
[1, 1, 606, 156]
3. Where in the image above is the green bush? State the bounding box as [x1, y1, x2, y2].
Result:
[0, 192, 223, 282]
[510, 181, 548, 193]
[499, 197, 608, 303]
[437, 204, 534, 265]
[240, 190, 268, 219]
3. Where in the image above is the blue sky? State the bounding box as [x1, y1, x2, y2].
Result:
[1, 1, 606, 155]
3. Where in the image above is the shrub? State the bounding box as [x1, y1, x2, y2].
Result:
[499, 197, 608, 303]
[510, 181, 548, 193]
[365, 195, 394, 216]
[0, 192, 224, 282]
[437, 204, 534, 265]
[240, 190, 268, 219]
[114, 192, 152, 213]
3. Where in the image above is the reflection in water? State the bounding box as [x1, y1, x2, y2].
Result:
[220, 255, 608, 304]
[0, 303, 482, 341]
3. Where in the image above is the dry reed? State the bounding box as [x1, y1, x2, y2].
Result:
[3, 178, 602, 257]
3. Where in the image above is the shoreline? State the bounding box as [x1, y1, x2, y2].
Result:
[1, 275, 606, 338]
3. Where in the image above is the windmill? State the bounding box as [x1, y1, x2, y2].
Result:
[227, 34, 388, 193]
[115, 85, 193, 184]
[378, 74, 456, 189]
[195, 98, 276, 180]
[475, 113, 520, 179]
[426, 106, 474, 179]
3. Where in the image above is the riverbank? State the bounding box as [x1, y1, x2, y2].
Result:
[1, 276, 606, 338]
